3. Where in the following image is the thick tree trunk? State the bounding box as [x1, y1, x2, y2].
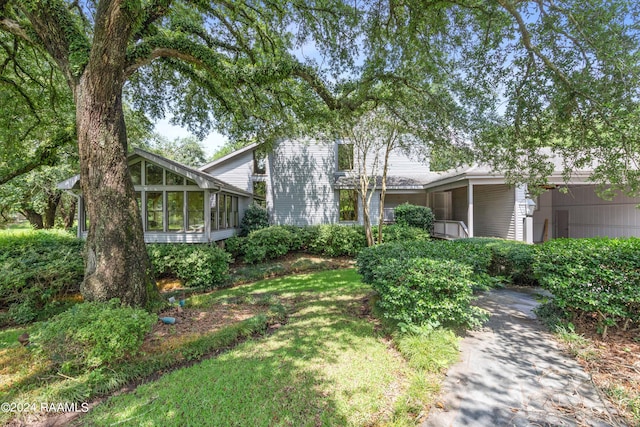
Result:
[59, 195, 77, 229]
[73, 4, 160, 308]
[21, 207, 43, 229]
[43, 191, 61, 229]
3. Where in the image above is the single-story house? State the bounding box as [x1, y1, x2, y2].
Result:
[60, 140, 640, 243]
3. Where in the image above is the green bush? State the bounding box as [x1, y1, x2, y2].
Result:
[374, 224, 431, 243]
[239, 203, 269, 237]
[455, 238, 537, 285]
[243, 226, 294, 263]
[394, 203, 435, 232]
[31, 299, 156, 373]
[0, 230, 84, 324]
[306, 224, 367, 257]
[369, 257, 485, 328]
[535, 238, 640, 327]
[224, 235, 247, 258]
[148, 244, 230, 288]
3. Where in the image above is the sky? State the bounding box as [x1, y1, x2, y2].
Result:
[153, 117, 229, 158]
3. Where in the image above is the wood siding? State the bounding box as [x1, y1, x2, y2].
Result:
[473, 184, 517, 239]
[551, 185, 640, 238]
[201, 150, 254, 192]
[451, 187, 468, 222]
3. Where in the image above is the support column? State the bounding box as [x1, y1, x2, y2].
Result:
[524, 216, 534, 244]
[467, 183, 474, 237]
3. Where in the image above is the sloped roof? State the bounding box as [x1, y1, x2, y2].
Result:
[58, 148, 252, 197]
[198, 143, 258, 172]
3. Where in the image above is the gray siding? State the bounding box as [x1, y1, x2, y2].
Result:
[551, 185, 640, 238]
[473, 184, 516, 239]
[202, 150, 254, 192]
[268, 140, 339, 226]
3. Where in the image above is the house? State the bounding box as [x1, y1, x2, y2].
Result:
[61, 140, 640, 243]
[59, 148, 254, 243]
[200, 139, 640, 243]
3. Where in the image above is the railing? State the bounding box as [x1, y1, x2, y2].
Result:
[382, 208, 395, 223]
[432, 220, 469, 240]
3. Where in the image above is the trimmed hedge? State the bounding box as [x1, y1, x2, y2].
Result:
[535, 238, 640, 329]
[243, 226, 294, 263]
[0, 230, 84, 324]
[148, 243, 231, 288]
[394, 203, 435, 232]
[239, 203, 269, 237]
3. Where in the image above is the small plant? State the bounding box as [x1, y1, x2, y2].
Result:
[30, 299, 156, 373]
[244, 226, 294, 263]
[239, 203, 269, 237]
[148, 244, 231, 288]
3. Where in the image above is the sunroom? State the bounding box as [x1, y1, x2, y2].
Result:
[58, 149, 253, 243]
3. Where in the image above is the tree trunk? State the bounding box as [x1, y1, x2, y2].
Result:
[59, 195, 77, 229]
[74, 10, 160, 308]
[21, 207, 44, 229]
[43, 191, 61, 229]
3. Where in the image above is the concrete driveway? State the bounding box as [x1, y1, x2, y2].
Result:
[423, 287, 623, 427]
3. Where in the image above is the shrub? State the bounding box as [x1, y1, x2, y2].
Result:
[455, 238, 537, 285]
[31, 299, 156, 373]
[239, 203, 269, 237]
[148, 244, 230, 288]
[535, 238, 640, 331]
[243, 226, 294, 263]
[394, 203, 435, 232]
[306, 224, 367, 257]
[369, 257, 485, 328]
[374, 224, 430, 243]
[224, 235, 247, 258]
[0, 230, 84, 324]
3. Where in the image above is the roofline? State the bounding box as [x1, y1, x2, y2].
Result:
[198, 143, 258, 171]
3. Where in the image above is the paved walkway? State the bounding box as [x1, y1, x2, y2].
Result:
[424, 288, 623, 427]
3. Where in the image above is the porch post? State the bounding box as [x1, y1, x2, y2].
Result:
[467, 183, 474, 237]
[204, 190, 211, 241]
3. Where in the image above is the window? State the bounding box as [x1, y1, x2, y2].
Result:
[167, 191, 184, 231]
[146, 192, 163, 230]
[210, 193, 218, 231]
[339, 190, 358, 221]
[337, 144, 354, 171]
[166, 171, 184, 185]
[219, 194, 226, 229]
[253, 181, 266, 207]
[146, 163, 163, 185]
[130, 162, 142, 185]
[253, 151, 266, 175]
[187, 192, 204, 232]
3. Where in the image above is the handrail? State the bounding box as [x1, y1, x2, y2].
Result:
[432, 220, 469, 240]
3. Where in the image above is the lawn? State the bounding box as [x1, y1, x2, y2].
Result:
[79, 269, 455, 426]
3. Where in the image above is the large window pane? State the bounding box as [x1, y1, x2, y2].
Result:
[338, 144, 354, 171]
[146, 163, 163, 185]
[130, 162, 142, 185]
[146, 192, 163, 231]
[210, 193, 218, 231]
[187, 192, 204, 232]
[339, 190, 358, 221]
[167, 191, 184, 232]
[166, 171, 184, 185]
[219, 194, 226, 229]
[226, 195, 232, 228]
[253, 151, 266, 174]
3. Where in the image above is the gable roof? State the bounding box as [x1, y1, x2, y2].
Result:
[58, 148, 252, 197]
[198, 143, 258, 172]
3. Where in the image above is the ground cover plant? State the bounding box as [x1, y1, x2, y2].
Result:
[79, 269, 459, 427]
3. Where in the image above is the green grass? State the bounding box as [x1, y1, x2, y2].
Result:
[82, 269, 455, 426]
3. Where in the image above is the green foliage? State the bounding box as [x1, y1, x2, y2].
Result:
[456, 238, 537, 285]
[367, 256, 486, 328]
[535, 238, 640, 327]
[31, 299, 156, 373]
[243, 226, 293, 264]
[147, 244, 230, 288]
[374, 224, 431, 243]
[394, 203, 435, 232]
[395, 329, 460, 373]
[0, 230, 84, 325]
[306, 224, 367, 257]
[224, 235, 247, 258]
[239, 203, 269, 237]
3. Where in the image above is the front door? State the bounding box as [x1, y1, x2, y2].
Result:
[555, 210, 569, 238]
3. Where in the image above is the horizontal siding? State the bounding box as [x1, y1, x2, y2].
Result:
[451, 187, 467, 222]
[473, 184, 516, 239]
[268, 140, 339, 226]
[201, 151, 254, 192]
[552, 185, 640, 238]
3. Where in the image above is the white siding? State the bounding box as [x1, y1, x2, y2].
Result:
[268, 140, 339, 226]
[473, 184, 517, 239]
[201, 150, 254, 192]
[551, 185, 640, 238]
